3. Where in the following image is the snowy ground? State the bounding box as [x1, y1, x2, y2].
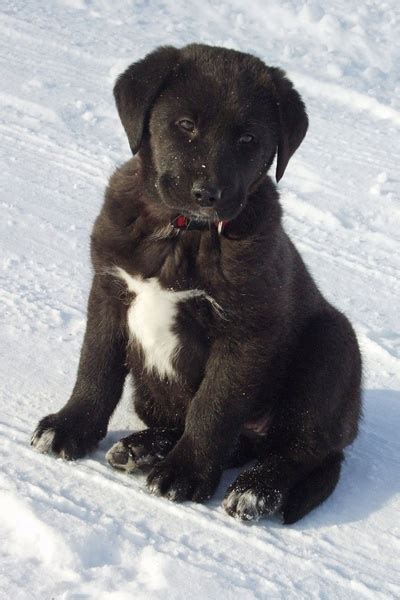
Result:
[1, 1, 400, 598]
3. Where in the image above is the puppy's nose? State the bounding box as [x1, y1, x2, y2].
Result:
[191, 183, 222, 207]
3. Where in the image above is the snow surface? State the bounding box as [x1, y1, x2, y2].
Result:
[1, 1, 400, 598]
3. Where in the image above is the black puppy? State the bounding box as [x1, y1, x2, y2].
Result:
[32, 44, 362, 523]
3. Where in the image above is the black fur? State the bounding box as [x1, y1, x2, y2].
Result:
[32, 44, 362, 523]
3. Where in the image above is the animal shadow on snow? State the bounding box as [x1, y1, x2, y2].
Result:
[98, 389, 400, 529]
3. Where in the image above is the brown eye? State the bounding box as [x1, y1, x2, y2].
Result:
[239, 134, 255, 144]
[177, 119, 195, 132]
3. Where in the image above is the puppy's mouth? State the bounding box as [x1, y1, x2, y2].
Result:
[158, 173, 245, 223]
[180, 207, 219, 222]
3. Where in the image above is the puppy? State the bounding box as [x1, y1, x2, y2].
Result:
[32, 44, 362, 523]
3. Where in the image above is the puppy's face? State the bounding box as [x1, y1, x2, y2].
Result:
[114, 44, 308, 222]
[149, 60, 278, 221]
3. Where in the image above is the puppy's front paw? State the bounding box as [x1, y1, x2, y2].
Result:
[31, 413, 100, 460]
[223, 469, 283, 522]
[146, 448, 221, 503]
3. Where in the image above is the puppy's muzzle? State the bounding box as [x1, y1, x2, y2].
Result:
[191, 182, 222, 207]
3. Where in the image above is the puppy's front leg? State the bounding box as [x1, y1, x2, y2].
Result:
[147, 337, 263, 502]
[31, 275, 128, 459]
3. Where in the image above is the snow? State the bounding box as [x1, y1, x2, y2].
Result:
[1, 0, 400, 598]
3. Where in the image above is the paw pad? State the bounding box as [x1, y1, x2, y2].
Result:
[106, 441, 138, 473]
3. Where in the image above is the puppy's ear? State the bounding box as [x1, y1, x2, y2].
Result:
[114, 46, 180, 154]
[268, 68, 308, 182]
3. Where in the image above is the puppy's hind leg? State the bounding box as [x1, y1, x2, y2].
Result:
[222, 451, 344, 523]
[223, 454, 313, 521]
[224, 310, 362, 523]
[282, 452, 344, 524]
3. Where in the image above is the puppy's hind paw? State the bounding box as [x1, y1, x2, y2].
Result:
[223, 470, 283, 522]
[106, 428, 180, 474]
[106, 441, 142, 473]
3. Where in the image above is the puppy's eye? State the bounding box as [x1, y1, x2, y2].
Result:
[239, 134, 255, 144]
[177, 119, 196, 133]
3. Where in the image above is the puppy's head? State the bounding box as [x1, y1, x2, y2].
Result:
[114, 44, 308, 221]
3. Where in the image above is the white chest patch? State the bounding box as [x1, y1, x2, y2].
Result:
[113, 267, 223, 380]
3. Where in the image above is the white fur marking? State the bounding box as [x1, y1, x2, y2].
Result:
[31, 428, 55, 454]
[113, 267, 223, 380]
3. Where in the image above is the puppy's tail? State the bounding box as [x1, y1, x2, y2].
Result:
[282, 452, 344, 524]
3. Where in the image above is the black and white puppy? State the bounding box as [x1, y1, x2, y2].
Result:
[32, 44, 362, 524]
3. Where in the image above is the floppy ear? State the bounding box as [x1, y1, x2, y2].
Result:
[114, 46, 180, 154]
[268, 67, 308, 182]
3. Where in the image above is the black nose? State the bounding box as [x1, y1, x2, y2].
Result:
[191, 183, 222, 207]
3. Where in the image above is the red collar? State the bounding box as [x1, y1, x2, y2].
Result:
[171, 215, 229, 234]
